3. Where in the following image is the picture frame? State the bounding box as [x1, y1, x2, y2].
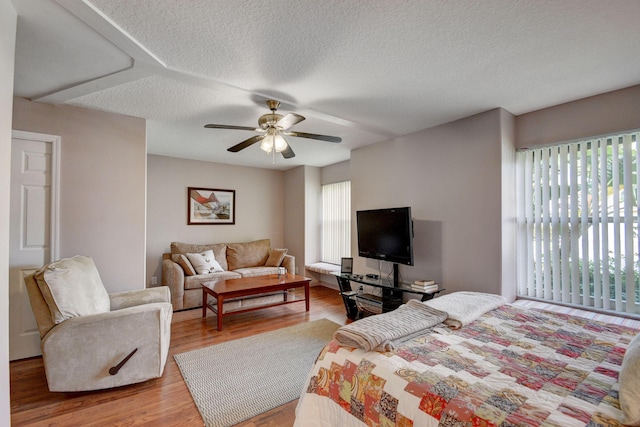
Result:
[188, 187, 235, 225]
[340, 257, 353, 274]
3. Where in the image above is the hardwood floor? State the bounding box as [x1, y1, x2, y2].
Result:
[10, 284, 347, 426]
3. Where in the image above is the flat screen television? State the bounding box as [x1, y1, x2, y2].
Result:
[356, 207, 414, 266]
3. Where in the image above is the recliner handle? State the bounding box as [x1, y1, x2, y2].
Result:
[109, 348, 138, 375]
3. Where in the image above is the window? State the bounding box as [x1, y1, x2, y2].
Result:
[516, 131, 639, 316]
[322, 181, 351, 264]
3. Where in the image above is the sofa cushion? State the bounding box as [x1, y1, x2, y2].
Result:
[234, 266, 281, 277]
[265, 248, 288, 267]
[34, 255, 111, 324]
[173, 254, 196, 276]
[186, 250, 224, 274]
[227, 239, 271, 271]
[171, 242, 228, 271]
[184, 271, 241, 290]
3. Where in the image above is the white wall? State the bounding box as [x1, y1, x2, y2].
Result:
[12, 98, 147, 293]
[321, 160, 350, 184]
[0, 0, 16, 423]
[305, 166, 321, 267]
[500, 109, 517, 301]
[351, 109, 505, 295]
[283, 165, 325, 275]
[516, 84, 640, 149]
[147, 154, 286, 284]
[284, 166, 305, 273]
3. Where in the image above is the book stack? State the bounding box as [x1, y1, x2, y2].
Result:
[411, 279, 438, 293]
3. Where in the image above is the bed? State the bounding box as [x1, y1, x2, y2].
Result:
[294, 292, 640, 427]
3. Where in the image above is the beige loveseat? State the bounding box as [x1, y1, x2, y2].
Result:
[162, 239, 295, 310]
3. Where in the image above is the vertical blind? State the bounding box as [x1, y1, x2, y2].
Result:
[516, 131, 640, 315]
[322, 181, 351, 264]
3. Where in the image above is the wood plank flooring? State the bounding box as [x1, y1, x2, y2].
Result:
[10, 284, 347, 426]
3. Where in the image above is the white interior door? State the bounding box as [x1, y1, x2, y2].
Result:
[9, 130, 59, 360]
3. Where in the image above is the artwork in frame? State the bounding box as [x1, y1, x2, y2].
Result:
[188, 187, 235, 225]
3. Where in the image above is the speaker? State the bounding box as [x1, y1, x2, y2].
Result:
[340, 257, 353, 274]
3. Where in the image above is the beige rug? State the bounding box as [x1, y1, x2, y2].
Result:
[174, 318, 340, 427]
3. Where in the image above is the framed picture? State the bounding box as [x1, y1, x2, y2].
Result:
[340, 257, 353, 274]
[188, 187, 235, 225]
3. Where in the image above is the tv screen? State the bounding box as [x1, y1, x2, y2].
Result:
[356, 207, 414, 265]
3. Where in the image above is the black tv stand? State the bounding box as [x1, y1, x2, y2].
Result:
[336, 273, 443, 320]
[392, 263, 399, 287]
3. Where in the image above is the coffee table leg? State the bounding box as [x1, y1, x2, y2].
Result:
[202, 289, 207, 317]
[217, 296, 224, 331]
[305, 283, 310, 311]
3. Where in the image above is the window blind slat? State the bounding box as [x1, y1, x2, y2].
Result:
[599, 138, 609, 309]
[560, 145, 570, 303]
[569, 144, 580, 305]
[542, 149, 552, 299]
[612, 138, 623, 311]
[580, 141, 590, 307]
[623, 135, 634, 313]
[550, 147, 561, 302]
[534, 150, 543, 298]
[516, 153, 528, 296]
[525, 151, 535, 297]
[591, 139, 601, 308]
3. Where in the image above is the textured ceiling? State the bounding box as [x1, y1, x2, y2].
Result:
[12, 0, 640, 170]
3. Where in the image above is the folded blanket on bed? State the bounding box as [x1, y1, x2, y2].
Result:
[425, 291, 506, 329]
[333, 299, 447, 351]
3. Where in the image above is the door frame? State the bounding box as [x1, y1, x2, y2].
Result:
[11, 130, 60, 261]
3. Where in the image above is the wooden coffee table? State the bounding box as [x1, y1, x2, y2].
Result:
[201, 273, 311, 331]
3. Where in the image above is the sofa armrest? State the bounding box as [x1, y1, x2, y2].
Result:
[282, 254, 295, 275]
[162, 258, 185, 310]
[41, 302, 172, 392]
[109, 286, 171, 310]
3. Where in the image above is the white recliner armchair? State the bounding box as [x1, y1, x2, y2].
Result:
[24, 255, 172, 392]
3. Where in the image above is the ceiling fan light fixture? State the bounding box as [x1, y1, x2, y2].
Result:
[260, 134, 274, 153]
[274, 134, 288, 152]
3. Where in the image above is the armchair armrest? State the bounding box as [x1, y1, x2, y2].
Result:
[41, 302, 172, 392]
[282, 254, 295, 275]
[110, 286, 171, 310]
[162, 258, 185, 310]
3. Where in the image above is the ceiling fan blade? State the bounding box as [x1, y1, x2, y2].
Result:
[205, 124, 259, 131]
[227, 135, 265, 152]
[283, 131, 342, 143]
[281, 144, 295, 159]
[276, 113, 305, 130]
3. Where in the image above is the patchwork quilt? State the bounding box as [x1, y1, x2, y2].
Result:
[295, 305, 639, 427]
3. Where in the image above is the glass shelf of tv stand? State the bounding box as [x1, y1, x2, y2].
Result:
[339, 273, 444, 301]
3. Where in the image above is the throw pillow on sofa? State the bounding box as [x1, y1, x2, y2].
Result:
[172, 254, 197, 276]
[265, 248, 288, 267]
[186, 250, 224, 274]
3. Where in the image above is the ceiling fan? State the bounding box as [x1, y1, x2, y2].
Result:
[204, 100, 342, 159]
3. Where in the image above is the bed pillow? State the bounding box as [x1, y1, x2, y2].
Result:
[265, 248, 288, 267]
[619, 332, 640, 425]
[186, 250, 224, 274]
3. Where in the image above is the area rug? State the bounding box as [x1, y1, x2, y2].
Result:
[174, 318, 340, 427]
